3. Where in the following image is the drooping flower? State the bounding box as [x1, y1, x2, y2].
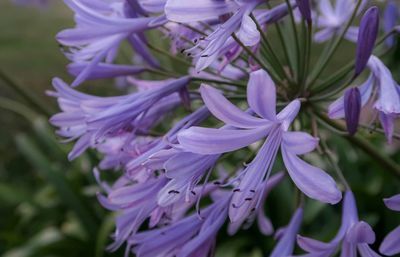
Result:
[178, 69, 342, 214]
[329, 55, 400, 143]
[57, 0, 165, 86]
[296, 191, 380, 257]
[314, 0, 366, 43]
[380, 193, 400, 256]
[129, 191, 231, 257]
[355, 6, 379, 76]
[49, 76, 190, 160]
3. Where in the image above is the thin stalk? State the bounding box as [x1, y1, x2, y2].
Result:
[0, 69, 52, 117]
[250, 14, 293, 84]
[231, 33, 282, 84]
[284, 0, 301, 82]
[307, 0, 363, 88]
[301, 23, 313, 93]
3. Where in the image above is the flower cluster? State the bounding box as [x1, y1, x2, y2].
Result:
[50, 0, 400, 256]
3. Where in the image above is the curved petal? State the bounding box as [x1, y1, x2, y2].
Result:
[247, 69, 277, 120]
[357, 243, 381, 257]
[200, 84, 268, 128]
[383, 194, 400, 211]
[282, 131, 319, 155]
[346, 221, 375, 244]
[237, 15, 260, 46]
[277, 99, 301, 131]
[178, 126, 269, 154]
[380, 225, 400, 256]
[282, 147, 342, 204]
[297, 235, 336, 253]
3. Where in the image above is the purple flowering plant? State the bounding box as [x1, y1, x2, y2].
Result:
[46, 0, 400, 256]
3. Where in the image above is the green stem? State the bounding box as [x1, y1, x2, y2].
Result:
[284, 0, 301, 82]
[0, 69, 52, 117]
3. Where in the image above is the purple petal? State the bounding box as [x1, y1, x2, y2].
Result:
[200, 84, 268, 128]
[383, 194, 400, 211]
[297, 235, 336, 252]
[380, 226, 400, 256]
[277, 99, 301, 131]
[178, 126, 269, 154]
[355, 6, 379, 76]
[247, 69, 277, 121]
[379, 112, 396, 144]
[295, 0, 312, 25]
[384, 1, 399, 47]
[282, 131, 319, 155]
[165, 0, 239, 22]
[357, 244, 381, 257]
[346, 221, 375, 244]
[237, 15, 260, 46]
[281, 148, 342, 204]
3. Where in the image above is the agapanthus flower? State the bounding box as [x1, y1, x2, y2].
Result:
[296, 190, 380, 257]
[314, 0, 366, 43]
[329, 55, 400, 143]
[49, 76, 190, 160]
[178, 69, 342, 214]
[379, 193, 400, 256]
[57, 0, 165, 86]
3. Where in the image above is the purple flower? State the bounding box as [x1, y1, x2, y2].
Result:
[129, 192, 231, 257]
[344, 87, 362, 135]
[228, 172, 285, 236]
[296, 191, 380, 257]
[384, 1, 399, 47]
[314, 0, 366, 43]
[355, 6, 379, 76]
[57, 0, 166, 86]
[49, 76, 190, 160]
[67, 63, 146, 80]
[329, 55, 400, 143]
[380, 193, 400, 256]
[270, 207, 303, 257]
[178, 69, 342, 209]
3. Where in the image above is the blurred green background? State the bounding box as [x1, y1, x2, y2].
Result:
[0, 1, 400, 257]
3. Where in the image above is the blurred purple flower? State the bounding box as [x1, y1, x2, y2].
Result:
[380, 193, 400, 256]
[384, 1, 399, 47]
[297, 191, 380, 257]
[295, 0, 312, 25]
[178, 69, 342, 209]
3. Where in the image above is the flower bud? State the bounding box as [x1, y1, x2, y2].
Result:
[344, 87, 362, 135]
[384, 1, 399, 47]
[355, 6, 379, 77]
[295, 0, 312, 26]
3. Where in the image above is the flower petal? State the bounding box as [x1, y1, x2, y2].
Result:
[178, 126, 268, 154]
[282, 131, 319, 155]
[282, 147, 342, 204]
[200, 84, 268, 128]
[383, 194, 400, 211]
[380, 225, 400, 256]
[247, 69, 277, 120]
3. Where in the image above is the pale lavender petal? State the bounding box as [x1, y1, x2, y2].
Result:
[165, 0, 239, 22]
[247, 69, 277, 121]
[277, 99, 301, 131]
[357, 244, 381, 257]
[178, 126, 269, 154]
[297, 235, 336, 252]
[200, 84, 268, 128]
[380, 226, 400, 256]
[379, 112, 396, 144]
[281, 148, 342, 204]
[237, 15, 260, 46]
[383, 194, 400, 211]
[282, 131, 319, 155]
[346, 221, 375, 244]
